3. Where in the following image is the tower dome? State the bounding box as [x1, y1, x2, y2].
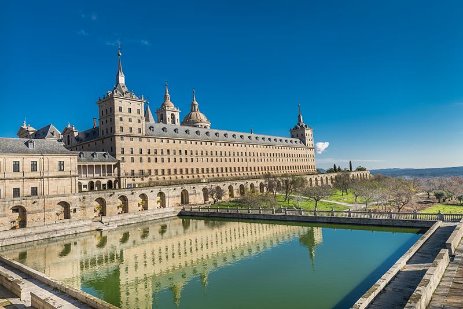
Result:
[181, 89, 211, 129]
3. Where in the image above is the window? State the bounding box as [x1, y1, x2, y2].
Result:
[119, 106, 122, 112]
[128, 108, 132, 113]
[13, 161, 20, 172]
[31, 161, 37, 172]
[58, 161, 65, 171]
[13, 188, 20, 198]
[31, 187, 38, 196]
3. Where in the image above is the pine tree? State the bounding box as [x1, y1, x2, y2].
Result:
[349, 161, 353, 172]
[333, 164, 337, 171]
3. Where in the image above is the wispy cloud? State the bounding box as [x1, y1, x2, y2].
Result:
[316, 158, 384, 163]
[140, 39, 150, 46]
[105, 39, 121, 47]
[81, 12, 97, 21]
[77, 29, 88, 36]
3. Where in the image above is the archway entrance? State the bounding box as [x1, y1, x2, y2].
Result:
[181, 189, 189, 205]
[57, 201, 71, 220]
[118, 195, 129, 214]
[202, 188, 209, 203]
[259, 183, 265, 193]
[239, 184, 245, 196]
[11, 206, 27, 229]
[157, 192, 166, 208]
[250, 183, 256, 193]
[107, 180, 113, 190]
[139, 194, 148, 211]
[228, 185, 234, 198]
[94, 198, 106, 217]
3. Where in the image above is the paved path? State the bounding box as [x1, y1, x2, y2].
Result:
[429, 234, 463, 308]
[367, 224, 456, 309]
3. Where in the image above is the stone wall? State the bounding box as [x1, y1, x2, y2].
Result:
[0, 171, 370, 231]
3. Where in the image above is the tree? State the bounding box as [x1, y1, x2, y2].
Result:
[334, 172, 351, 195]
[355, 166, 367, 171]
[355, 179, 382, 209]
[387, 178, 416, 212]
[434, 191, 446, 203]
[280, 174, 307, 202]
[263, 173, 278, 197]
[349, 180, 363, 203]
[349, 161, 353, 172]
[302, 185, 334, 209]
[208, 186, 225, 204]
[333, 164, 337, 172]
[417, 178, 439, 199]
[240, 193, 278, 209]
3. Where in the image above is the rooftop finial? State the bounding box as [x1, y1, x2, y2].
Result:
[191, 89, 199, 112]
[163, 81, 171, 102]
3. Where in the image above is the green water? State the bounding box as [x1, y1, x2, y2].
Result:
[0, 218, 422, 309]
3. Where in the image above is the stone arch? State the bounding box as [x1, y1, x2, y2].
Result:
[239, 184, 245, 196]
[78, 182, 83, 192]
[114, 180, 119, 189]
[181, 189, 189, 205]
[250, 183, 256, 193]
[325, 176, 329, 185]
[170, 113, 176, 124]
[228, 185, 234, 198]
[57, 201, 71, 220]
[95, 180, 102, 191]
[107, 180, 113, 190]
[320, 177, 324, 185]
[139, 194, 148, 211]
[259, 182, 265, 193]
[309, 178, 313, 187]
[315, 178, 319, 186]
[89, 181, 95, 191]
[202, 187, 209, 203]
[157, 192, 166, 208]
[215, 186, 223, 201]
[118, 195, 129, 214]
[94, 198, 106, 217]
[10, 206, 27, 229]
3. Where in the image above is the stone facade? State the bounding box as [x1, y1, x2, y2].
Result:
[57, 50, 316, 188]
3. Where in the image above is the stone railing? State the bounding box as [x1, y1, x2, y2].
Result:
[445, 218, 463, 255]
[182, 206, 463, 223]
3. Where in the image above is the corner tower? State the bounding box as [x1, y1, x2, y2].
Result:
[97, 49, 146, 140]
[156, 83, 180, 125]
[290, 104, 313, 148]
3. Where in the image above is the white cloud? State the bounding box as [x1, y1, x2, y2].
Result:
[315, 142, 330, 154]
[105, 39, 121, 47]
[77, 29, 88, 36]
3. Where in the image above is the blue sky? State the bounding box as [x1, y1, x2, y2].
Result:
[1, 0, 462, 169]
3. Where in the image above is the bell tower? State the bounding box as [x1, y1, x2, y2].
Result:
[156, 82, 180, 125]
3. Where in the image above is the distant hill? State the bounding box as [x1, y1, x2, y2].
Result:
[371, 166, 463, 178]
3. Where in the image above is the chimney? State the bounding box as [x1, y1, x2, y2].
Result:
[93, 118, 97, 128]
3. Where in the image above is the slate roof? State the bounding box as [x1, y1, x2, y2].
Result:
[145, 123, 306, 148]
[32, 124, 61, 139]
[75, 127, 100, 143]
[77, 151, 117, 163]
[0, 138, 74, 155]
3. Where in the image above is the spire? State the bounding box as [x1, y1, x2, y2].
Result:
[191, 89, 199, 112]
[115, 48, 125, 85]
[298, 103, 304, 124]
[145, 104, 155, 123]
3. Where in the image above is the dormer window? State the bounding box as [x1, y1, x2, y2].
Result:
[215, 132, 219, 137]
[240, 135, 244, 139]
[185, 129, 190, 134]
[149, 126, 154, 131]
[162, 127, 167, 132]
[196, 130, 200, 135]
[79, 152, 84, 158]
[232, 134, 236, 138]
[174, 128, 179, 133]
[205, 131, 210, 136]
[25, 140, 35, 149]
[224, 133, 228, 137]
[91, 152, 97, 158]
[103, 152, 108, 158]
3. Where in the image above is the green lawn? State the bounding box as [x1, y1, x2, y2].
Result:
[214, 195, 348, 211]
[328, 190, 364, 204]
[420, 204, 463, 214]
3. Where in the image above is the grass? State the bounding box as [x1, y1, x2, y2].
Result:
[328, 190, 364, 204]
[214, 194, 348, 211]
[420, 203, 463, 214]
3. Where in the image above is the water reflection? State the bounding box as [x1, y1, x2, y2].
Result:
[0, 218, 320, 308]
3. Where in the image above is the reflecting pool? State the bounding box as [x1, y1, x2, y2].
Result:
[0, 218, 422, 309]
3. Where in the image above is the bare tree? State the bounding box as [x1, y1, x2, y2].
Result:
[264, 173, 278, 197]
[356, 179, 382, 209]
[302, 185, 334, 209]
[387, 178, 416, 212]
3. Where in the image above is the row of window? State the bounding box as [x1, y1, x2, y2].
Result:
[12, 187, 38, 198]
[10, 161, 65, 173]
[126, 165, 314, 177]
[121, 156, 312, 164]
[120, 147, 312, 158]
